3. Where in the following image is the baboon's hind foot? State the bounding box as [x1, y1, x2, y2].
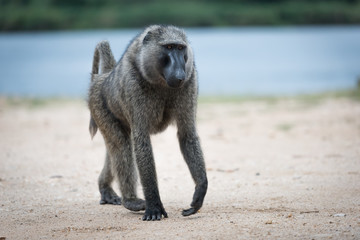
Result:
[100, 187, 121, 205]
[123, 198, 146, 211]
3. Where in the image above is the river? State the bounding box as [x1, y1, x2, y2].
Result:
[0, 26, 359, 97]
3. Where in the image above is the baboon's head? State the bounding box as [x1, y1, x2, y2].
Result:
[138, 25, 194, 88]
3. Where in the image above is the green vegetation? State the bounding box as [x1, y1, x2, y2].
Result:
[276, 123, 294, 132]
[1, 0, 360, 31]
[1, 97, 82, 109]
[198, 88, 360, 104]
[2, 88, 359, 109]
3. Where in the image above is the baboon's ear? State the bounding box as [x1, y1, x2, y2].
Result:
[143, 31, 152, 44]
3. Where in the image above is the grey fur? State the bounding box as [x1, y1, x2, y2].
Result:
[88, 25, 208, 221]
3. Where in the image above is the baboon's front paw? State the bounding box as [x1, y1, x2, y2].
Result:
[123, 198, 146, 211]
[142, 205, 168, 221]
[100, 188, 121, 205]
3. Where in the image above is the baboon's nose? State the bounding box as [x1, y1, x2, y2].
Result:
[163, 56, 186, 88]
[174, 72, 185, 87]
[176, 70, 185, 82]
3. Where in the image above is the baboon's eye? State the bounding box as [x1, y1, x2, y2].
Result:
[167, 45, 172, 49]
[178, 46, 183, 50]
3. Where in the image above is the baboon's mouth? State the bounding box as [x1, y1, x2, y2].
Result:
[162, 70, 185, 88]
[166, 79, 184, 89]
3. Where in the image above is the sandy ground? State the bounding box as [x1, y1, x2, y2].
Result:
[0, 96, 359, 239]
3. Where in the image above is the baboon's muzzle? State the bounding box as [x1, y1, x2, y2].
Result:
[163, 51, 186, 88]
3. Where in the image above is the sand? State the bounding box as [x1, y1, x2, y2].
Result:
[0, 96, 359, 239]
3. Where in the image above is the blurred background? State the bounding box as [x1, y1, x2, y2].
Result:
[0, 0, 360, 97]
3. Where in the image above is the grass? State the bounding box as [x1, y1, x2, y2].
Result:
[276, 123, 294, 132]
[0, 97, 83, 109]
[198, 88, 360, 105]
[1, 88, 359, 109]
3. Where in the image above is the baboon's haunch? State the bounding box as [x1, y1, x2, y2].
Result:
[88, 25, 208, 221]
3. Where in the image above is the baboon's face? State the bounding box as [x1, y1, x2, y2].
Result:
[139, 26, 193, 88]
[159, 43, 187, 88]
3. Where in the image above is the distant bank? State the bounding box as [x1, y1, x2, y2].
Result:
[1, 0, 360, 31]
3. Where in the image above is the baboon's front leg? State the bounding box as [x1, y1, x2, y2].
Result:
[177, 124, 208, 216]
[131, 129, 168, 221]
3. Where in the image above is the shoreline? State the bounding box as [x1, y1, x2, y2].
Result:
[1, 88, 359, 105]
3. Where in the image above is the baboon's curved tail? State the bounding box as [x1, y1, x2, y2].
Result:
[91, 40, 116, 80]
[90, 40, 116, 139]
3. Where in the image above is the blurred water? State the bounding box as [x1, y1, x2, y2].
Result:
[0, 26, 359, 97]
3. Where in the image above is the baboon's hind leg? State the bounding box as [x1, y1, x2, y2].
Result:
[98, 152, 121, 205]
[104, 124, 145, 212]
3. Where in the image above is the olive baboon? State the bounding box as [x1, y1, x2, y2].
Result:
[88, 25, 208, 221]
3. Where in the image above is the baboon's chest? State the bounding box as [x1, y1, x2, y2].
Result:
[149, 106, 173, 134]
